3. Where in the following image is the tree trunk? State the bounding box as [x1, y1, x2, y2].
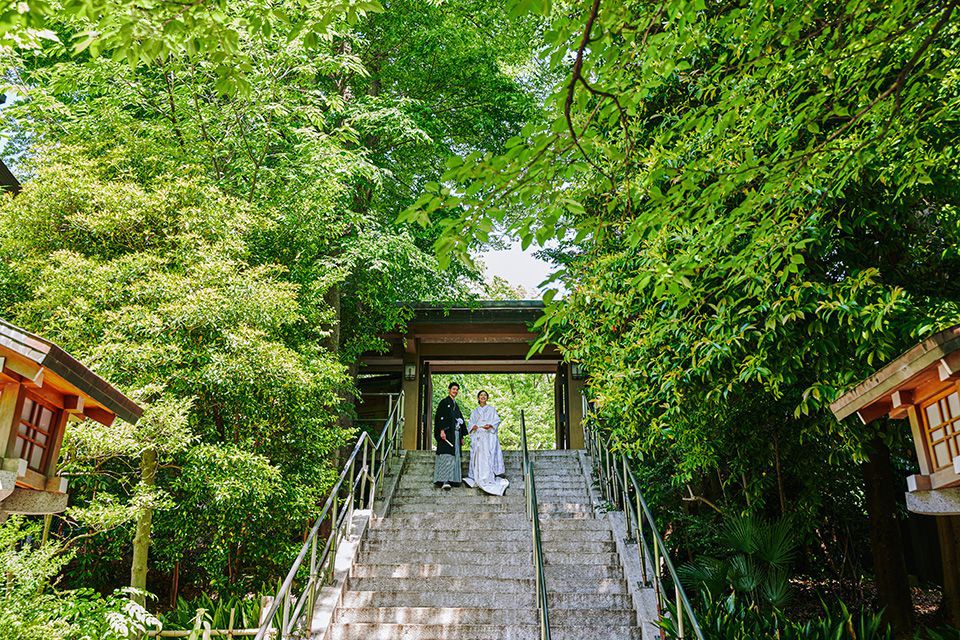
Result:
[130, 447, 158, 605]
[862, 435, 913, 637]
[937, 515, 960, 626]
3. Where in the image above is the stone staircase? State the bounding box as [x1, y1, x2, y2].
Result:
[322, 450, 644, 640]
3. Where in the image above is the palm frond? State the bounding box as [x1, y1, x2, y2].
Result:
[722, 514, 760, 555]
[754, 516, 799, 569]
[676, 556, 728, 598]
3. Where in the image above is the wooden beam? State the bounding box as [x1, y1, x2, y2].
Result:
[889, 390, 914, 419]
[941, 357, 960, 382]
[25, 384, 65, 409]
[404, 335, 418, 355]
[1, 354, 42, 385]
[44, 475, 67, 494]
[16, 467, 45, 491]
[62, 395, 84, 414]
[931, 466, 960, 491]
[23, 369, 43, 388]
[892, 390, 914, 407]
[83, 406, 116, 427]
[908, 474, 933, 492]
[417, 334, 534, 344]
[857, 399, 893, 425]
[908, 405, 933, 476]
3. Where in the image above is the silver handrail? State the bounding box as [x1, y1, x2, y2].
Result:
[520, 410, 551, 640]
[253, 392, 405, 640]
[583, 416, 704, 640]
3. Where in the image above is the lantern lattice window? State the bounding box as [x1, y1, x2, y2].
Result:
[17, 395, 60, 473]
[922, 389, 960, 471]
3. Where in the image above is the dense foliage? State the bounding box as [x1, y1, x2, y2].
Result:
[0, 517, 159, 639]
[411, 0, 960, 633]
[2, 0, 959, 635]
[0, 0, 539, 606]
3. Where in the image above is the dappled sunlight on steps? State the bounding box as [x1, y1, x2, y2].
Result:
[321, 450, 646, 640]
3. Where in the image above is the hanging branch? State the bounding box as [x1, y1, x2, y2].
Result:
[564, 0, 616, 189]
[682, 484, 724, 514]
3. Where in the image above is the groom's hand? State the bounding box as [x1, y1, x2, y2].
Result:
[440, 431, 448, 441]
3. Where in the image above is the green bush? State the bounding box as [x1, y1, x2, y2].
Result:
[160, 592, 266, 631]
[678, 514, 799, 610]
[661, 597, 892, 640]
[0, 517, 159, 640]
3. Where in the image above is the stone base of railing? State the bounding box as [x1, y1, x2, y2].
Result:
[309, 450, 408, 639]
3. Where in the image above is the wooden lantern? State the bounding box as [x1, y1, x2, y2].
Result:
[0, 318, 142, 520]
[831, 325, 960, 514]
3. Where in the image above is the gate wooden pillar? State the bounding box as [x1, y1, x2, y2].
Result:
[417, 361, 433, 450]
[554, 363, 570, 449]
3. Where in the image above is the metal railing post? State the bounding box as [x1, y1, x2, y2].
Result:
[621, 453, 633, 540]
[359, 441, 369, 508]
[636, 491, 649, 585]
[676, 584, 685, 639]
[281, 583, 291, 639]
[580, 416, 705, 640]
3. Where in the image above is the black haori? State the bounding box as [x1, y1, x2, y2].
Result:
[433, 395, 465, 485]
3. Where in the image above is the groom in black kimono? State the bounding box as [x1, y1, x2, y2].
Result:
[433, 381, 466, 490]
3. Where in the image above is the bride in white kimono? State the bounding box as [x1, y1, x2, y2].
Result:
[464, 390, 509, 496]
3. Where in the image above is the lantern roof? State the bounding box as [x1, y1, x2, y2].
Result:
[830, 325, 960, 424]
[0, 318, 142, 425]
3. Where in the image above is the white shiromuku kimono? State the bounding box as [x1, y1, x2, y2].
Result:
[464, 404, 509, 496]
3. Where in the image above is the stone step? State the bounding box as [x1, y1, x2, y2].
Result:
[354, 551, 619, 566]
[397, 474, 587, 493]
[346, 576, 629, 595]
[339, 590, 635, 610]
[355, 550, 534, 566]
[364, 528, 612, 543]
[373, 514, 608, 530]
[402, 459, 580, 468]
[388, 509, 593, 521]
[324, 622, 643, 640]
[350, 562, 624, 581]
[385, 502, 593, 514]
[398, 477, 579, 487]
[359, 539, 615, 555]
[350, 563, 535, 579]
[332, 606, 636, 627]
[390, 491, 526, 501]
[403, 461, 580, 470]
[347, 576, 533, 594]
[388, 503, 593, 515]
[399, 473, 574, 483]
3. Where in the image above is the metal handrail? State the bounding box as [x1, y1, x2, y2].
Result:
[583, 416, 704, 640]
[520, 410, 551, 640]
[253, 392, 405, 640]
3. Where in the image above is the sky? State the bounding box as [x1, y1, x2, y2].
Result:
[477, 243, 554, 299]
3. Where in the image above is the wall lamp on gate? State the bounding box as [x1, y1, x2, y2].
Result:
[570, 363, 585, 380]
[404, 363, 417, 381]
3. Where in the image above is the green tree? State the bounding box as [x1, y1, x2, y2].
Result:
[0, 154, 351, 596]
[410, 0, 960, 633]
[0, 0, 541, 607]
